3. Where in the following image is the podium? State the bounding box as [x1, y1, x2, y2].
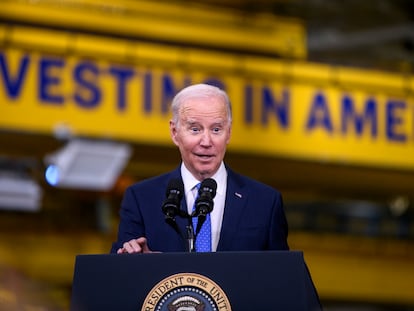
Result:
[71, 251, 321, 311]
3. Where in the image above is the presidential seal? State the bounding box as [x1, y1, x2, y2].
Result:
[141, 273, 231, 311]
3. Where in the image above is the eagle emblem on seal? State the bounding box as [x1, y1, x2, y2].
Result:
[167, 295, 205, 311]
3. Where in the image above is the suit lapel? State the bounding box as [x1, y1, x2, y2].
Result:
[217, 169, 247, 251]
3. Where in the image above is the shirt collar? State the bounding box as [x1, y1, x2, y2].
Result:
[180, 162, 227, 196]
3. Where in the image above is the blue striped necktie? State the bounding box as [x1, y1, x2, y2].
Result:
[192, 183, 211, 252]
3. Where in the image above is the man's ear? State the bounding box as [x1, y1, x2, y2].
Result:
[226, 125, 232, 145]
[170, 120, 179, 146]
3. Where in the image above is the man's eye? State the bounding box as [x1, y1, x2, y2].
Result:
[212, 127, 221, 133]
[190, 127, 200, 133]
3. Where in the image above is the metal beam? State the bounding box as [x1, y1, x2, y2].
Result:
[308, 23, 414, 52]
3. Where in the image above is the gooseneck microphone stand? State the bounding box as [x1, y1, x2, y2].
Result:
[186, 216, 195, 253]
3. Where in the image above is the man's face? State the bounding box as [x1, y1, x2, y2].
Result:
[170, 96, 231, 180]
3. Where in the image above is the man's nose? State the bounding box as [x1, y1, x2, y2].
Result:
[200, 131, 212, 146]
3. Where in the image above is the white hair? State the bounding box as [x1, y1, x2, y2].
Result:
[171, 83, 232, 126]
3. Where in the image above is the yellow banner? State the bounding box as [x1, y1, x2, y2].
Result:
[1, 32, 413, 171]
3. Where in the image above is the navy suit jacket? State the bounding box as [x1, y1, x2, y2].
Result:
[110, 165, 289, 253]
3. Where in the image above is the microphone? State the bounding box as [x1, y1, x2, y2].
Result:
[192, 178, 217, 242]
[161, 178, 193, 252]
[162, 178, 184, 219]
[193, 178, 217, 217]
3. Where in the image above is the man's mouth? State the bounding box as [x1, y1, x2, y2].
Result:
[195, 153, 214, 159]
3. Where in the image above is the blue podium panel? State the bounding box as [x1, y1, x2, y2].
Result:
[71, 251, 321, 311]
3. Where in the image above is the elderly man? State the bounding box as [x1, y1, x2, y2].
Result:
[111, 83, 289, 254]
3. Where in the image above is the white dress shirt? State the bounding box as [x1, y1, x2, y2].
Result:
[181, 162, 227, 252]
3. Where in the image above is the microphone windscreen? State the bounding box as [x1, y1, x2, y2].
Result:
[199, 178, 217, 198]
[166, 178, 184, 198]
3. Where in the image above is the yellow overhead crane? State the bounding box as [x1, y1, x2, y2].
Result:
[0, 0, 306, 59]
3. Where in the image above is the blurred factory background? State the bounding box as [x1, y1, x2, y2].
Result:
[1, 0, 414, 310]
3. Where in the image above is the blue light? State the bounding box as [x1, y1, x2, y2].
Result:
[45, 165, 60, 186]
